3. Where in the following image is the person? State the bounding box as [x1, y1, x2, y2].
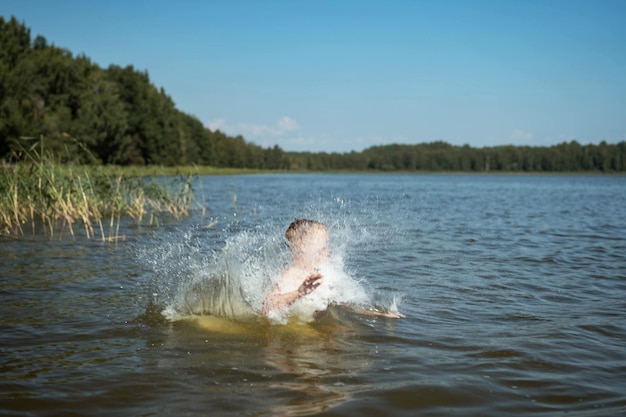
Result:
[261, 219, 404, 318]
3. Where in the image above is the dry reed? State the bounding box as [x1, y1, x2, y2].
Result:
[1, 139, 195, 241]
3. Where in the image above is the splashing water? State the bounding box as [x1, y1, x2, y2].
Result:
[140, 219, 402, 325]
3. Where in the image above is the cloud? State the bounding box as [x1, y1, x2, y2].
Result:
[206, 116, 300, 137]
[206, 118, 228, 132]
[205, 117, 401, 152]
[510, 129, 534, 143]
[276, 116, 299, 133]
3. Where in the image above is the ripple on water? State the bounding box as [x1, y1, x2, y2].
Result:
[2, 174, 626, 416]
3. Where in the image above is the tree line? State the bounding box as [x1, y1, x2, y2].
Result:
[1, 16, 290, 169]
[2, 16, 625, 172]
[287, 140, 626, 172]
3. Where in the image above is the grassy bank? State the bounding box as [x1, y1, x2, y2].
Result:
[1, 141, 195, 241]
[108, 165, 279, 177]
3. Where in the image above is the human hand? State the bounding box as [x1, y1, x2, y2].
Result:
[377, 311, 406, 318]
[297, 273, 323, 297]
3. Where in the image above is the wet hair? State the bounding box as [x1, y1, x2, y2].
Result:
[284, 219, 327, 248]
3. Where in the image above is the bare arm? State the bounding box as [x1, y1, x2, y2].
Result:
[338, 304, 405, 318]
[261, 273, 323, 315]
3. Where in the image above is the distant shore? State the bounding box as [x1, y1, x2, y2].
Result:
[108, 165, 624, 177]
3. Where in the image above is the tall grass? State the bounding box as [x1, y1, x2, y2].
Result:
[1, 139, 195, 241]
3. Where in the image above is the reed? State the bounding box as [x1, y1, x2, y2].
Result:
[1, 138, 195, 241]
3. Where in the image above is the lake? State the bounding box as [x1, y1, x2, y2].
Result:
[1, 173, 625, 416]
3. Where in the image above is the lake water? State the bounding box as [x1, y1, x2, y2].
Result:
[1, 173, 625, 416]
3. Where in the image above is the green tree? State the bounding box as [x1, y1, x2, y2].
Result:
[75, 68, 129, 163]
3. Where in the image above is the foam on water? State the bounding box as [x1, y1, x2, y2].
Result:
[140, 218, 401, 325]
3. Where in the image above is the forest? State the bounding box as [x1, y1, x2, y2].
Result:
[2, 16, 625, 172]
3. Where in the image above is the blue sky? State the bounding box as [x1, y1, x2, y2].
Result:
[4, 0, 626, 152]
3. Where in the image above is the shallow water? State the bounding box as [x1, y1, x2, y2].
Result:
[2, 173, 626, 416]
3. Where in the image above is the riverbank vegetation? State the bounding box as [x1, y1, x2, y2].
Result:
[1, 138, 195, 240]
[2, 15, 625, 176]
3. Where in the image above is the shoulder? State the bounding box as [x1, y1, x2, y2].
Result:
[278, 266, 304, 291]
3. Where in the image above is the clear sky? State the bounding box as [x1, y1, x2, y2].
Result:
[3, 0, 626, 152]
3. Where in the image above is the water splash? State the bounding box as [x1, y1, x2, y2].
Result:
[139, 218, 401, 324]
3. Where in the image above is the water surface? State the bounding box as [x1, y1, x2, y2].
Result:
[2, 174, 625, 416]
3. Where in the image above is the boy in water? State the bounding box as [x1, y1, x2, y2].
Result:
[261, 219, 404, 318]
